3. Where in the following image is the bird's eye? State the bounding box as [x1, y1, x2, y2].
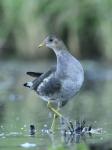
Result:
[49, 38, 53, 42]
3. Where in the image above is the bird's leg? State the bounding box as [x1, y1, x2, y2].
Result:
[47, 101, 62, 131]
[51, 104, 61, 131]
[47, 101, 62, 118]
[50, 113, 57, 131]
[47, 101, 73, 131]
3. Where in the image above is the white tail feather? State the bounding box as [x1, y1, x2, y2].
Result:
[27, 82, 33, 87]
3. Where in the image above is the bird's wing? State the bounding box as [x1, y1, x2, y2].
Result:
[26, 72, 42, 77]
[32, 66, 56, 90]
[39, 77, 61, 96]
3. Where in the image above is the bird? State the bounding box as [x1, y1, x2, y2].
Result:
[23, 35, 84, 130]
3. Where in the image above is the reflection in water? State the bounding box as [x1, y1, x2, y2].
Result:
[0, 60, 112, 149]
[29, 124, 36, 136]
[60, 119, 103, 144]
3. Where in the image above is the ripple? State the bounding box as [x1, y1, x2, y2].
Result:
[20, 142, 37, 148]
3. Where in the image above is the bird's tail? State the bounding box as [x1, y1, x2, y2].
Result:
[23, 81, 33, 88]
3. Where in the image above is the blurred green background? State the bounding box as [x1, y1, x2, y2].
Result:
[0, 0, 112, 150]
[0, 0, 112, 60]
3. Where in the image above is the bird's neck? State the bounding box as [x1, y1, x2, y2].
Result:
[55, 49, 71, 77]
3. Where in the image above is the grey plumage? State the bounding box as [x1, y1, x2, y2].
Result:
[24, 35, 84, 107]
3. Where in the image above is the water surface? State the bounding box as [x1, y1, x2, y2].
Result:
[0, 60, 112, 150]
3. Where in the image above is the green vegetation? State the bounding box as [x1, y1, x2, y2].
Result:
[0, 0, 112, 60]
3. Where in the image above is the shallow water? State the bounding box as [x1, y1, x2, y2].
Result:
[0, 60, 112, 150]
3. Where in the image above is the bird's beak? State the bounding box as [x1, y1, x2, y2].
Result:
[38, 41, 45, 48]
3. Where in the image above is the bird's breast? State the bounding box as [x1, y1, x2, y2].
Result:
[61, 63, 84, 96]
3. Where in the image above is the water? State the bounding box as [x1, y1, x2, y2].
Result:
[0, 60, 112, 150]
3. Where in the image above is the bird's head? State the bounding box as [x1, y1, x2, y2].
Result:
[38, 35, 66, 52]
